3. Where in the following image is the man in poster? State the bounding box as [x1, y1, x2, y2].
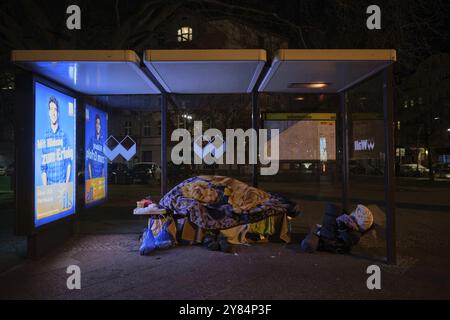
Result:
[40, 96, 72, 186]
[88, 114, 105, 179]
[85, 108, 107, 205]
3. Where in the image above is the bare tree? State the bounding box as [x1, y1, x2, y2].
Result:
[398, 53, 450, 179]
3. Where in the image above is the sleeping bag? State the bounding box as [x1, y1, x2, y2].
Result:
[159, 176, 300, 231]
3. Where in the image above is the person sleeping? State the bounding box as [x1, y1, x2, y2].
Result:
[301, 204, 374, 254]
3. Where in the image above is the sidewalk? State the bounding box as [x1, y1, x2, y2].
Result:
[1, 199, 449, 299]
[0, 191, 26, 275]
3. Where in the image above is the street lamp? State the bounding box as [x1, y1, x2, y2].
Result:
[181, 114, 193, 129]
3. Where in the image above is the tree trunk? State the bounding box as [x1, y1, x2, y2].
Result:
[425, 134, 434, 181]
[424, 114, 434, 181]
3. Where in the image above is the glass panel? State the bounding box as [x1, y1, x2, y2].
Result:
[94, 95, 162, 204]
[346, 73, 386, 259]
[347, 73, 385, 205]
[257, 93, 342, 236]
[167, 94, 252, 190]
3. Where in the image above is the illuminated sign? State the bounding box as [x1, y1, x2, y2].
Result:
[351, 120, 384, 159]
[354, 139, 376, 151]
[263, 113, 336, 121]
[263, 113, 336, 161]
[34, 82, 76, 227]
[85, 105, 108, 206]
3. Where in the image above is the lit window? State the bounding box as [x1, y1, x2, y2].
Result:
[177, 26, 193, 42]
[397, 121, 401, 130]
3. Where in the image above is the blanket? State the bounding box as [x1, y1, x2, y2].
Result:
[159, 176, 300, 230]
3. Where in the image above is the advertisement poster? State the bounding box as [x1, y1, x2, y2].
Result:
[264, 113, 336, 161]
[34, 82, 76, 227]
[85, 105, 108, 206]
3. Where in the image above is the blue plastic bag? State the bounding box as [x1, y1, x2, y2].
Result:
[139, 227, 156, 255]
[154, 221, 173, 249]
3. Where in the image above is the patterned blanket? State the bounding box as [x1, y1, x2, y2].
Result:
[159, 176, 300, 230]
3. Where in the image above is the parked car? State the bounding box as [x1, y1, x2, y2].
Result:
[0, 154, 10, 176]
[131, 162, 161, 184]
[5, 162, 15, 176]
[434, 163, 450, 179]
[349, 160, 383, 176]
[292, 162, 316, 173]
[399, 164, 429, 177]
[108, 162, 133, 184]
[0, 163, 6, 176]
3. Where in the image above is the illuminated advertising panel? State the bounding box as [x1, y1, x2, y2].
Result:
[263, 113, 336, 161]
[34, 82, 76, 227]
[350, 114, 385, 160]
[85, 105, 108, 206]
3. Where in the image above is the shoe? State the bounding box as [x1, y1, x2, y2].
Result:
[207, 241, 220, 251]
[203, 235, 214, 244]
[218, 238, 236, 254]
[300, 231, 319, 253]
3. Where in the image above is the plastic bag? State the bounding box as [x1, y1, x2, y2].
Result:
[139, 227, 157, 255]
[154, 221, 174, 249]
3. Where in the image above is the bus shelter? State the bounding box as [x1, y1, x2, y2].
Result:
[12, 49, 396, 263]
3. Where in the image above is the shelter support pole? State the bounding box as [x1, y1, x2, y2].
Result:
[252, 91, 259, 188]
[383, 66, 397, 265]
[161, 93, 168, 196]
[340, 91, 349, 212]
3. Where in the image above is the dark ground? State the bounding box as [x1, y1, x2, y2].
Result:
[0, 182, 450, 300]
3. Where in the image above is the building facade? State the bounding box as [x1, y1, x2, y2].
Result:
[396, 53, 450, 167]
[103, 13, 289, 168]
